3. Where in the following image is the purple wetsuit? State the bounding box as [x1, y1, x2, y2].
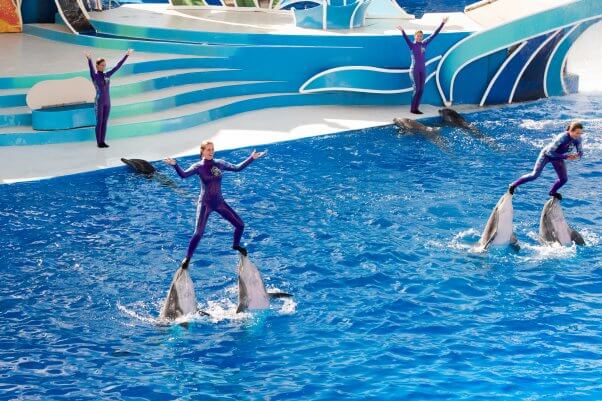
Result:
[401, 22, 444, 112]
[511, 132, 583, 195]
[173, 156, 254, 260]
[87, 54, 128, 145]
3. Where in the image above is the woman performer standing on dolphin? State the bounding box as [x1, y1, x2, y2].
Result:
[164, 141, 266, 269]
[508, 122, 584, 200]
[397, 17, 448, 115]
[85, 49, 133, 148]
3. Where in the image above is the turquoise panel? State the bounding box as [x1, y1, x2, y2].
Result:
[302, 59, 438, 93]
[452, 49, 506, 104]
[0, 113, 31, 127]
[31, 104, 95, 131]
[293, 5, 324, 29]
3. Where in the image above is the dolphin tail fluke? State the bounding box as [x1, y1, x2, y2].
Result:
[570, 229, 586, 246]
[268, 292, 293, 299]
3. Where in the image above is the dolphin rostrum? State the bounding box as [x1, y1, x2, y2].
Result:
[160, 267, 199, 321]
[475, 193, 519, 252]
[539, 198, 585, 246]
[237, 255, 292, 313]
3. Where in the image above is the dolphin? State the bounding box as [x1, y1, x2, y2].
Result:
[121, 157, 193, 198]
[237, 255, 292, 313]
[475, 193, 520, 252]
[159, 267, 202, 321]
[393, 117, 440, 134]
[438, 108, 477, 131]
[121, 158, 156, 175]
[438, 108, 501, 150]
[393, 117, 448, 151]
[539, 198, 585, 246]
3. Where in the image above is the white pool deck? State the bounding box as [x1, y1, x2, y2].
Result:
[0, 104, 484, 184]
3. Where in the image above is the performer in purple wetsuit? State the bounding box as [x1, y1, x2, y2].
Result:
[85, 49, 133, 148]
[397, 17, 448, 114]
[509, 122, 584, 200]
[164, 141, 267, 269]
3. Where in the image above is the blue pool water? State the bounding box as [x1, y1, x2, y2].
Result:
[1, 94, 601, 400]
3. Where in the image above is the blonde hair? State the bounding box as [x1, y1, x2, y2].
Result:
[566, 121, 583, 132]
[200, 140, 214, 157]
[415, 30, 424, 36]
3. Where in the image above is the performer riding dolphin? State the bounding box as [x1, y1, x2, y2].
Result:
[509, 122, 584, 201]
[164, 141, 266, 269]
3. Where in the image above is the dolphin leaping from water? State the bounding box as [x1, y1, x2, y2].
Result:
[475, 193, 519, 252]
[237, 255, 292, 313]
[539, 198, 585, 246]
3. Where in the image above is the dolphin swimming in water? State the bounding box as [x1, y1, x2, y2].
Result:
[160, 267, 201, 321]
[393, 117, 448, 151]
[121, 158, 156, 175]
[439, 108, 501, 150]
[121, 158, 192, 198]
[475, 193, 519, 252]
[539, 198, 585, 246]
[438, 108, 477, 131]
[394, 117, 440, 134]
[237, 255, 292, 313]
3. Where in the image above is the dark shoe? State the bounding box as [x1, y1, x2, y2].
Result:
[415, 110, 424, 115]
[508, 185, 516, 195]
[551, 193, 563, 201]
[180, 258, 190, 269]
[233, 245, 248, 256]
[410, 110, 420, 115]
[98, 143, 109, 148]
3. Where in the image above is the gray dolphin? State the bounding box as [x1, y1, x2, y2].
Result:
[539, 198, 585, 246]
[393, 117, 439, 134]
[121, 158, 156, 175]
[121, 158, 192, 198]
[475, 193, 519, 252]
[438, 108, 477, 131]
[237, 255, 292, 313]
[159, 267, 201, 321]
[393, 117, 448, 151]
[439, 108, 501, 150]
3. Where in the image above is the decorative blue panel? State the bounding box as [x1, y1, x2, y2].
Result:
[31, 103, 96, 131]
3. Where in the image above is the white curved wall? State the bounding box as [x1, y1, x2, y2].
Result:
[565, 20, 602, 93]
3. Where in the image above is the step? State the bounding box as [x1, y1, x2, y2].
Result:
[0, 81, 290, 134]
[0, 68, 236, 110]
[111, 80, 265, 105]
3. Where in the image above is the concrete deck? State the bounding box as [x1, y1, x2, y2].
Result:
[0, 103, 480, 184]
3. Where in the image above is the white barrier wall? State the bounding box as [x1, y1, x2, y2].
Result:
[565, 20, 602, 93]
